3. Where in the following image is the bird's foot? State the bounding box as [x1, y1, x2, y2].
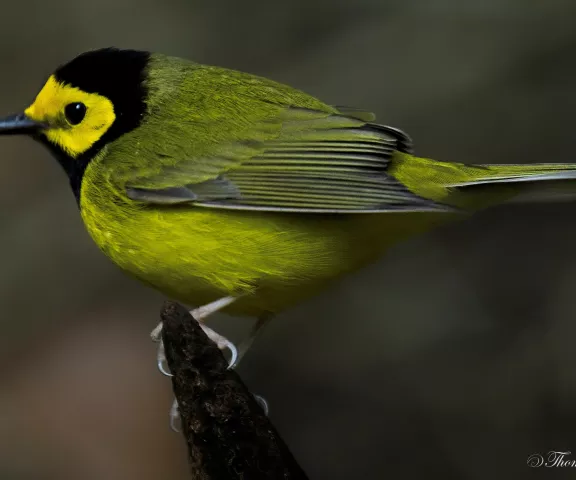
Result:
[150, 322, 172, 376]
[150, 297, 239, 376]
[253, 394, 269, 415]
[151, 326, 237, 376]
[188, 296, 239, 369]
[156, 338, 172, 376]
[170, 399, 181, 432]
[153, 297, 271, 431]
[197, 323, 238, 369]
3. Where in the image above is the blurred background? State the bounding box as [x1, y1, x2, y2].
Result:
[1, 0, 576, 478]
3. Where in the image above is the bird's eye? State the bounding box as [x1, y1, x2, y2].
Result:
[64, 102, 87, 125]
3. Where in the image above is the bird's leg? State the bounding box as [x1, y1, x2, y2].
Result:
[167, 310, 272, 432]
[190, 295, 239, 368]
[230, 314, 274, 416]
[150, 322, 171, 376]
[236, 313, 274, 364]
[191, 296, 238, 321]
[151, 296, 239, 377]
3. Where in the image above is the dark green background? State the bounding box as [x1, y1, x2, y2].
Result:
[1, 1, 576, 478]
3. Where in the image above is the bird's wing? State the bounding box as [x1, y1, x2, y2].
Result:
[115, 104, 450, 213]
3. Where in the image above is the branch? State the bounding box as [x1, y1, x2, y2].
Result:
[160, 301, 310, 480]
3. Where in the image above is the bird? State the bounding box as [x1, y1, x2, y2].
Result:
[3, 47, 576, 377]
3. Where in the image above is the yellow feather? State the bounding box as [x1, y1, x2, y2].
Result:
[25, 75, 116, 157]
[17, 50, 576, 319]
[80, 153, 454, 317]
[82, 149, 576, 318]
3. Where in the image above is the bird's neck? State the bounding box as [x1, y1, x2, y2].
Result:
[34, 135, 98, 204]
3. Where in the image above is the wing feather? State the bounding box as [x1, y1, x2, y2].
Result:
[118, 103, 447, 212]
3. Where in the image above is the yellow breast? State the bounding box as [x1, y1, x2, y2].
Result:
[79, 162, 451, 317]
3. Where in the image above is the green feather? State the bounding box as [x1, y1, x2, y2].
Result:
[106, 56, 443, 213]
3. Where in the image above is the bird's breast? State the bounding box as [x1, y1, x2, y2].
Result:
[78, 177, 361, 313]
[78, 163, 452, 315]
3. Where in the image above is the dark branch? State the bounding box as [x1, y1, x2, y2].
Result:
[160, 301, 310, 480]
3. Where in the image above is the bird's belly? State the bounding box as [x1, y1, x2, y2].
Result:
[81, 201, 451, 317]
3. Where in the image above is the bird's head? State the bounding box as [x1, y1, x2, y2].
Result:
[0, 48, 151, 179]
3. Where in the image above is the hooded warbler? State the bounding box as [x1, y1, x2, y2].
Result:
[3, 47, 576, 368]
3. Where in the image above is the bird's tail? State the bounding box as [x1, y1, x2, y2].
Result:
[449, 162, 576, 207]
[390, 152, 576, 210]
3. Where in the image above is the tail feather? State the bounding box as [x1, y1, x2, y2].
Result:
[448, 163, 576, 188]
[449, 163, 576, 206]
[388, 153, 576, 210]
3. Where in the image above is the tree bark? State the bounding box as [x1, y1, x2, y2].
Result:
[160, 301, 310, 479]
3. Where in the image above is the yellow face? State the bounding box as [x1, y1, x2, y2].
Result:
[25, 75, 116, 157]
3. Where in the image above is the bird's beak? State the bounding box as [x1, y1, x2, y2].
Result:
[0, 113, 44, 135]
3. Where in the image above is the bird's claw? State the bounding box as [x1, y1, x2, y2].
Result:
[152, 321, 237, 377]
[150, 321, 163, 343]
[157, 340, 173, 377]
[151, 322, 173, 376]
[254, 394, 269, 416]
[225, 339, 238, 369]
[169, 399, 181, 433]
[151, 301, 246, 432]
[199, 323, 238, 369]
